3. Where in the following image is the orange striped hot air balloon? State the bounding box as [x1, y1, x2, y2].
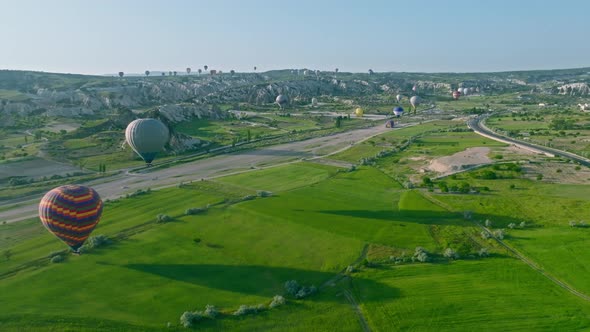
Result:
[39, 185, 103, 252]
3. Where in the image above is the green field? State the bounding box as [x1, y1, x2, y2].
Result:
[2, 115, 590, 331]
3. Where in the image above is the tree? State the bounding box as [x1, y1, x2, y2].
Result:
[335, 116, 342, 128]
[422, 176, 432, 186]
[438, 182, 449, 193]
[536, 174, 543, 181]
[24, 135, 28, 144]
[508, 223, 516, 229]
[493, 229, 505, 240]
[34, 131, 42, 140]
[3, 249, 12, 261]
[247, 129, 251, 142]
[478, 247, 489, 257]
[484, 219, 492, 228]
[519, 221, 526, 228]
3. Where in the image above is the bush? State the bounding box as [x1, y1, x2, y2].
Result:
[345, 265, 355, 273]
[484, 219, 492, 228]
[478, 247, 489, 257]
[83, 234, 112, 251]
[508, 223, 516, 229]
[256, 190, 273, 197]
[204, 304, 219, 318]
[180, 311, 204, 327]
[519, 221, 526, 228]
[284, 280, 301, 296]
[295, 286, 317, 299]
[413, 247, 429, 263]
[185, 207, 207, 215]
[156, 214, 173, 223]
[481, 230, 491, 239]
[443, 248, 459, 260]
[50, 255, 64, 263]
[233, 305, 259, 316]
[269, 295, 286, 308]
[493, 229, 505, 240]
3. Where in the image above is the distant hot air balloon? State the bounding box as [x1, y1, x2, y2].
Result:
[168, 71, 173, 76]
[393, 106, 404, 117]
[145, 70, 150, 77]
[39, 185, 103, 252]
[173, 71, 177, 76]
[462, 88, 469, 95]
[303, 69, 309, 76]
[162, 72, 166, 76]
[410, 96, 420, 114]
[204, 65, 208, 71]
[125, 119, 170, 165]
[335, 68, 339, 73]
[276, 94, 288, 109]
[186, 67, 191, 75]
[197, 69, 202, 75]
[355, 108, 364, 117]
[118, 72, 124, 78]
[210, 69, 217, 75]
[254, 66, 257, 71]
[368, 69, 374, 75]
[385, 119, 395, 128]
[396, 94, 403, 103]
[469, 87, 475, 94]
[452, 90, 461, 100]
[311, 97, 318, 107]
[412, 85, 418, 92]
[230, 69, 235, 76]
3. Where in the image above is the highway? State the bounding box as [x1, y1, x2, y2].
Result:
[468, 115, 590, 167]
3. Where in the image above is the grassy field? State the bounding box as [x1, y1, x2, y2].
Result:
[2, 117, 590, 331]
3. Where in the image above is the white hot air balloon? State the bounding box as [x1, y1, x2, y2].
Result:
[311, 97, 318, 107]
[125, 119, 170, 166]
[276, 94, 288, 109]
[410, 96, 421, 114]
[396, 94, 403, 103]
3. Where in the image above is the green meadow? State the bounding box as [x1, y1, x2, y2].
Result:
[2, 121, 590, 331]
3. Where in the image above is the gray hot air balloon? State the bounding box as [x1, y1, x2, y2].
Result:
[186, 67, 191, 75]
[276, 95, 288, 109]
[396, 94, 403, 103]
[410, 96, 421, 114]
[125, 119, 170, 165]
[462, 88, 469, 95]
[145, 70, 150, 77]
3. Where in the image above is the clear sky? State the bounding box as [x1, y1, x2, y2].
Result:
[1, 0, 589, 75]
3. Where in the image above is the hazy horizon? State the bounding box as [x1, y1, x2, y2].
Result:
[2, 0, 590, 75]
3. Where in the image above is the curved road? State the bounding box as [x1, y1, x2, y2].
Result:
[468, 115, 590, 167]
[0, 122, 408, 223]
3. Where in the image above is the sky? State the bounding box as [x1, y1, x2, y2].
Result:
[1, 0, 590, 75]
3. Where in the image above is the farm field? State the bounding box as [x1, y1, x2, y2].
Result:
[3, 140, 590, 331]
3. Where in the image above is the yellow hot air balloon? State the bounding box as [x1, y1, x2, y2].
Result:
[355, 108, 364, 117]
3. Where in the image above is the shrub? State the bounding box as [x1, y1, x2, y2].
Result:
[284, 280, 301, 296]
[269, 295, 286, 308]
[569, 220, 577, 227]
[478, 247, 489, 257]
[536, 174, 543, 180]
[443, 248, 459, 260]
[180, 311, 204, 327]
[295, 286, 317, 299]
[519, 221, 526, 228]
[413, 247, 429, 262]
[204, 305, 219, 318]
[156, 214, 173, 223]
[50, 255, 64, 263]
[256, 190, 273, 197]
[345, 265, 355, 273]
[233, 305, 259, 316]
[509, 184, 516, 189]
[84, 234, 112, 250]
[484, 219, 492, 228]
[508, 223, 516, 229]
[493, 229, 505, 240]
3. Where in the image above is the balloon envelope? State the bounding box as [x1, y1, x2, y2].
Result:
[393, 106, 404, 116]
[396, 94, 403, 102]
[276, 94, 288, 106]
[452, 91, 461, 100]
[410, 96, 420, 107]
[125, 119, 169, 164]
[355, 108, 364, 117]
[39, 185, 103, 251]
[311, 97, 318, 107]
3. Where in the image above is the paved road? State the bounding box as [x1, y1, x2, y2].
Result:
[0, 122, 404, 223]
[468, 115, 590, 167]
